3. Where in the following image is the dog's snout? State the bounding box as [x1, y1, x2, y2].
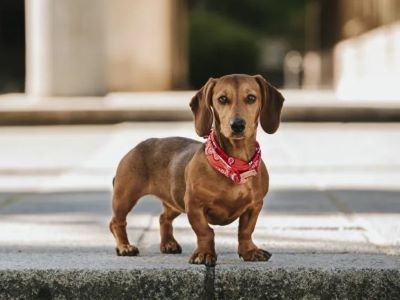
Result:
[230, 118, 246, 134]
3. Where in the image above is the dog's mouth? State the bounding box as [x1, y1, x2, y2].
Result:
[230, 132, 246, 139]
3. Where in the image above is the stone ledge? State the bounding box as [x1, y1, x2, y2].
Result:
[1, 92, 400, 125]
[215, 267, 400, 299]
[0, 253, 399, 299]
[0, 269, 207, 300]
[215, 253, 400, 299]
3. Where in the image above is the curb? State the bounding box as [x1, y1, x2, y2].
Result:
[215, 267, 400, 299]
[1, 267, 399, 299]
[0, 269, 206, 300]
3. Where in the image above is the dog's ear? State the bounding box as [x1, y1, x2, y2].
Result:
[190, 78, 216, 137]
[254, 75, 284, 134]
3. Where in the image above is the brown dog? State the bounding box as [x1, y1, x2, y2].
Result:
[109, 74, 284, 266]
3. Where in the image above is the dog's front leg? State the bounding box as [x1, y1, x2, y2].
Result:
[187, 200, 217, 266]
[238, 202, 271, 261]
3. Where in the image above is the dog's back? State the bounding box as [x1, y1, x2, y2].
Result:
[113, 137, 202, 211]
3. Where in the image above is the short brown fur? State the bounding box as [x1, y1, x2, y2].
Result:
[109, 74, 284, 265]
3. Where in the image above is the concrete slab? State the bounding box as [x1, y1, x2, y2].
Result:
[0, 188, 399, 298]
[264, 190, 337, 214]
[0, 125, 114, 171]
[0, 250, 398, 299]
[215, 254, 400, 299]
[0, 190, 203, 299]
[0, 122, 400, 191]
[0, 251, 207, 299]
[329, 190, 400, 253]
[0, 192, 161, 250]
[139, 190, 380, 256]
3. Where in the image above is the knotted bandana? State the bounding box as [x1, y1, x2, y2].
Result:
[204, 129, 261, 184]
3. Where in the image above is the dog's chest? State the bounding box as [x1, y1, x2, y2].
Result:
[204, 185, 253, 225]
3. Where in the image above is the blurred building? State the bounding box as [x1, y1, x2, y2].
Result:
[24, 0, 187, 96]
[0, 0, 399, 98]
[304, 0, 400, 99]
[0, 2, 25, 93]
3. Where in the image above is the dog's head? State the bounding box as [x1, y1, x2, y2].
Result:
[190, 74, 284, 139]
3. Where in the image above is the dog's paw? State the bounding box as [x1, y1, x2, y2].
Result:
[116, 244, 139, 256]
[189, 250, 217, 266]
[239, 248, 271, 262]
[160, 240, 182, 254]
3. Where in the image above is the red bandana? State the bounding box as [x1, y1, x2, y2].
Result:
[204, 129, 261, 184]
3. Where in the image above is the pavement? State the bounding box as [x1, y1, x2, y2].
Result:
[1, 90, 400, 125]
[0, 122, 400, 299]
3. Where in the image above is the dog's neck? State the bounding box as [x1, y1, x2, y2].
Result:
[214, 129, 257, 162]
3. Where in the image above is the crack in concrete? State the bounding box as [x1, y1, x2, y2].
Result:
[325, 190, 389, 255]
[136, 215, 158, 248]
[0, 194, 27, 210]
[204, 266, 215, 300]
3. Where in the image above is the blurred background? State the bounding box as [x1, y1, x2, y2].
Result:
[1, 0, 399, 98]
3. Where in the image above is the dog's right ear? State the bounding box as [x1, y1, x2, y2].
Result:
[190, 78, 216, 137]
[254, 75, 284, 134]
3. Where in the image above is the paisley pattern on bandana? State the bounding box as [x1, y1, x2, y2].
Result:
[204, 129, 261, 184]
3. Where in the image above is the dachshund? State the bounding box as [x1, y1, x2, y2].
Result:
[109, 74, 284, 266]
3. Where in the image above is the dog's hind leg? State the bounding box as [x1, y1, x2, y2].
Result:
[109, 179, 145, 256]
[159, 203, 182, 254]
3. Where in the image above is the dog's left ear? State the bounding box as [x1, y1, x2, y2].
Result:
[254, 75, 285, 134]
[190, 78, 216, 137]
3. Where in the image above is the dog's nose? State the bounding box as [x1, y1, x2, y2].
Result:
[230, 118, 246, 134]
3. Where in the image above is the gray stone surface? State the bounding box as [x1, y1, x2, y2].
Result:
[1, 188, 399, 298]
[1, 251, 399, 299]
[0, 268, 206, 300]
[1, 122, 400, 191]
[215, 254, 400, 299]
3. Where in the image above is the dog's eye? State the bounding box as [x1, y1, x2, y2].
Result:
[246, 95, 256, 104]
[218, 96, 228, 105]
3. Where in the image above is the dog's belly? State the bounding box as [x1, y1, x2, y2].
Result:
[205, 198, 252, 226]
[206, 212, 238, 226]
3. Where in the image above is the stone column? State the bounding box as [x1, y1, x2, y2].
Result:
[106, 0, 187, 91]
[25, 0, 107, 96]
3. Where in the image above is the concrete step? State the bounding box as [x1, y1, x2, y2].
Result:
[0, 252, 399, 299]
[1, 91, 400, 125]
[1, 189, 399, 299]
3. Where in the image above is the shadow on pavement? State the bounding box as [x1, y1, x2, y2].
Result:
[0, 188, 399, 216]
[0, 188, 399, 257]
